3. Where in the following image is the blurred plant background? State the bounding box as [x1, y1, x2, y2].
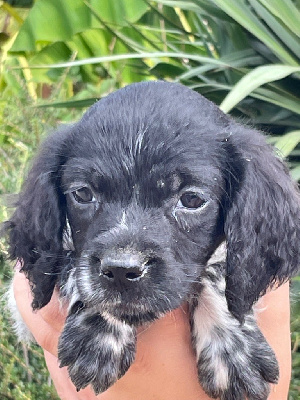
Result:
[0, 0, 299, 398]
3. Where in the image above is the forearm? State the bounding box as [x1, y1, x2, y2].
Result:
[257, 283, 291, 399]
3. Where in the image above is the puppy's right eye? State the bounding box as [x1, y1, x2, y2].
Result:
[72, 187, 95, 204]
[179, 192, 206, 209]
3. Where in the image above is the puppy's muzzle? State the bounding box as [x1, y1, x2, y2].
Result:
[97, 253, 152, 287]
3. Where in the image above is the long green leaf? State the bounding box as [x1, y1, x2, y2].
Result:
[275, 130, 300, 157]
[193, 0, 234, 21]
[1, 2, 24, 25]
[177, 49, 263, 81]
[211, 0, 298, 65]
[220, 65, 300, 113]
[189, 78, 300, 117]
[256, 0, 300, 37]
[187, 77, 300, 116]
[250, 87, 300, 115]
[22, 52, 231, 69]
[37, 98, 98, 108]
[249, 0, 300, 58]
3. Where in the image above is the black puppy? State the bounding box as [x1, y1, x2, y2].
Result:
[6, 81, 300, 399]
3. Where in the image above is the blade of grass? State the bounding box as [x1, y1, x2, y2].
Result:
[37, 98, 98, 108]
[16, 52, 232, 70]
[177, 49, 263, 81]
[1, 2, 24, 25]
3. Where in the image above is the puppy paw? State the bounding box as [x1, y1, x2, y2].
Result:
[58, 310, 136, 393]
[196, 321, 279, 400]
[190, 264, 279, 400]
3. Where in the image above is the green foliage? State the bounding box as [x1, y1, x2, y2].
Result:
[10, 0, 148, 51]
[0, 0, 300, 398]
[3, 0, 299, 168]
[0, 88, 81, 201]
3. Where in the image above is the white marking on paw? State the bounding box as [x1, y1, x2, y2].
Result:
[100, 333, 125, 354]
[192, 280, 231, 390]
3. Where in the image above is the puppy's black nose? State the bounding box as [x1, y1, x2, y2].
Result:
[99, 254, 148, 285]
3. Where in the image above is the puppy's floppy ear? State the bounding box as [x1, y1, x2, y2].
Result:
[6, 127, 72, 310]
[223, 126, 300, 321]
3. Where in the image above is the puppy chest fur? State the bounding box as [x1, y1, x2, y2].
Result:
[5, 81, 300, 399]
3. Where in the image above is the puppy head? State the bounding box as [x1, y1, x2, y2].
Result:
[6, 81, 300, 322]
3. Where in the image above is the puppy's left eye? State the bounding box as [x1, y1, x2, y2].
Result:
[179, 192, 206, 209]
[72, 187, 95, 204]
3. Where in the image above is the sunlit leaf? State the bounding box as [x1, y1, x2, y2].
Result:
[26, 51, 228, 69]
[275, 130, 300, 157]
[291, 165, 300, 182]
[90, 0, 148, 28]
[220, 65, 300, 113]
[11, 0, 91, 51]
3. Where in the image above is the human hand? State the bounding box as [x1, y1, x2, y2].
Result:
[13, 267, 291, 400]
